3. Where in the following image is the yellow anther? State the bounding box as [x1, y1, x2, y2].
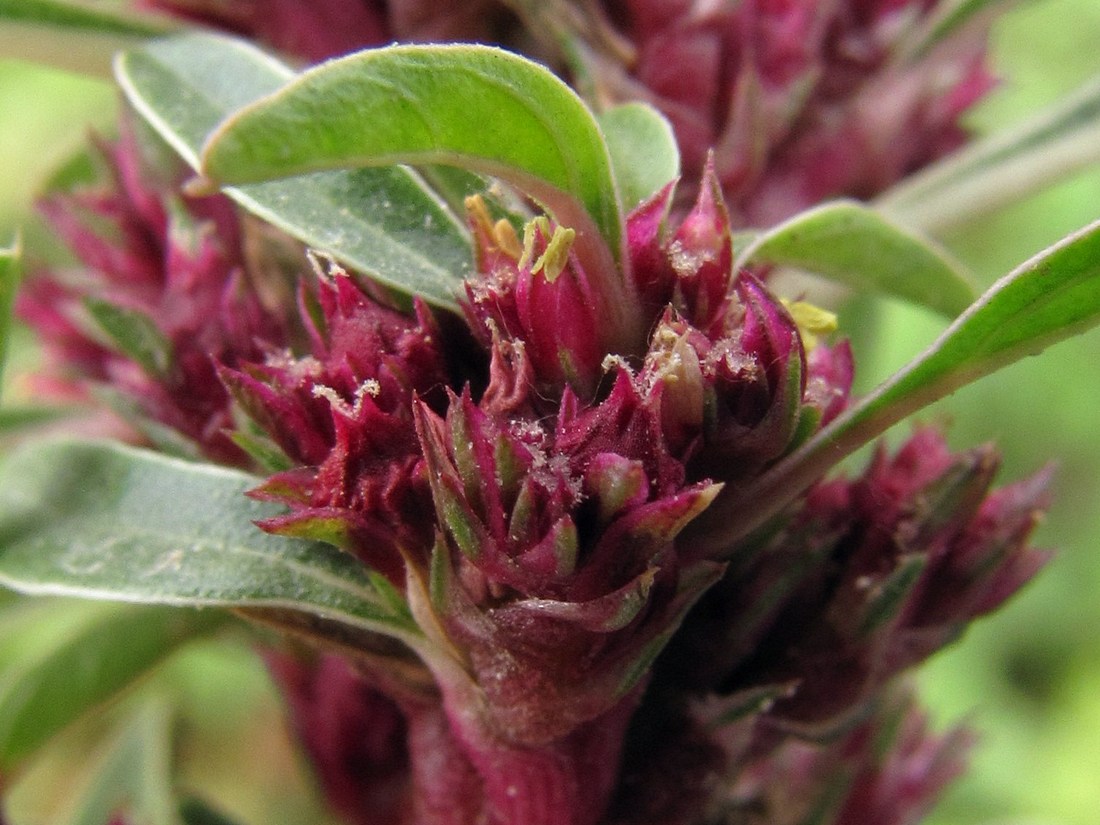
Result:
[466, 194, 523, 262]
[464, 194, 493, 234]
[493, 219, 522, 260]
[532, 226, 576, 282]
[519, 216, 551, 271]
[781, 299, 838, 352]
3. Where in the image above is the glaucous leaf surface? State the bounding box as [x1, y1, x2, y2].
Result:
[116, 33, 473, 310]
[736, 201, 976, 318]
[0, 438, 419, 641]
[198, 43, 625, 265]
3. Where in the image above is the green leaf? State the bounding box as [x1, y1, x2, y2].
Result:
[0, 239, 20, 401]
[0, 596, 95, 667]
[0, 0, 172, 35]
[0, 438, 420, 642]
[57, 698, 181, 825]
[0, 602, 226, 774]
[0, 0, 176, 77]
[84, 297, 173, 377]
[597, 102, 680, 212]
[878, 75, 1100, 234]
[736, 201, 976, 318]
[198, 42, 625, 270]
[116, 33, 474, 311]
[700, 218, 1100, 551]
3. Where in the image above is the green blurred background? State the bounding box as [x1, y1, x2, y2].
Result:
[2, 2, 1100, 823]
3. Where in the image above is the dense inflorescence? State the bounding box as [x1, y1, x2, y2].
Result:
[18, 118, 1051, 821]
[8, 2, 1063, 823]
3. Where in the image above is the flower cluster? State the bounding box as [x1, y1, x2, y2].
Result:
[17, 126, 292, 465]
[138, 0, 513, 62]
[8, 1, 1060, 823]
[597, 0, 995, 222]
[18, 121, 1050, 822]
[137, 0, 993, 221]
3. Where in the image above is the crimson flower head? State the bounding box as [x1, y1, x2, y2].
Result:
[175, 163, 864, 822]
[463, 201, 609, 397]
[15, 88, 1051, 823]
[17, 126, 290, 465]
[222, 264, 451, 583]
[657, 428, 1051, 736]
[599, 0, 996, 222]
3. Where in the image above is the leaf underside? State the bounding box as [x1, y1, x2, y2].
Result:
[116, 32, 474, 310]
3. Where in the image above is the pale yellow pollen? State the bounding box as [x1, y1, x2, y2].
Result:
[306, 248, 348, 281]
[464, 194, 494, 235]
[518, 216, 550, 271]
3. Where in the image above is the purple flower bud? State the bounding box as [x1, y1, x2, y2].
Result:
[666, 429, 1050, 735]
[464, 203, 616, 397]
[605, 0, 998, 221]
[225, 267, 450, 582]
[730, 692, 973, 825]
[18, 125, 290, 465]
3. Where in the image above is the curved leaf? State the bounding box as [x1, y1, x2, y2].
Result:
[0, 438, 419, 643]
[597, 102, 680, 212]
[879, 74, 1100, 234]
[736, 201, 976, 318]
[198, 43, 625, 269]
[116, 33, 473, 310]
[699, 218, 1100, 551]
[0, 0, 171, 34]
[0, 602, 226, 774]
[0, 0, 176, 77]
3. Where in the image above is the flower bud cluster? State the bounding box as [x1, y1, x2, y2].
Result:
[608, 0, 996, 222]
[17, 127, 290, 464]
[16, 30, 1042, 817]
